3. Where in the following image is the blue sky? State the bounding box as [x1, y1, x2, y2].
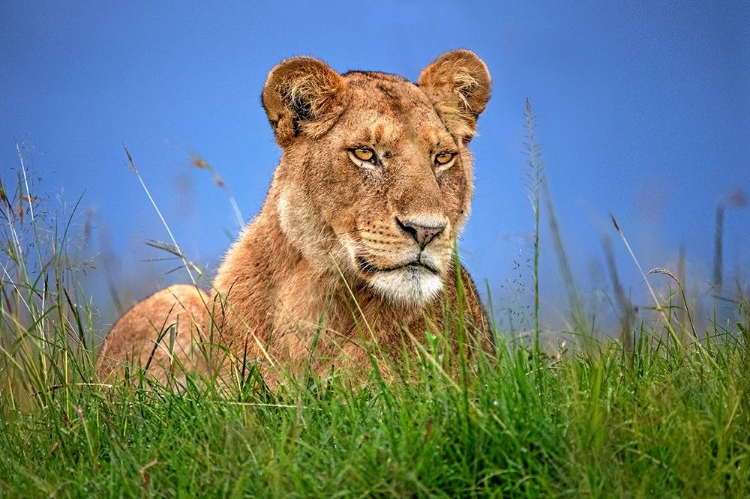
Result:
[1, 1, 748, 329]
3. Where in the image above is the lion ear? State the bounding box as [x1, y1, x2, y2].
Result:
[418, 50, 491, 143]
[262, 57, 349, 147]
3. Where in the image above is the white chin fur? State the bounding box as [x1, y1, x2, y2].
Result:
[369, 267, 443, 306]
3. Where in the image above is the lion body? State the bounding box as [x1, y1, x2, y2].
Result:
[97, 50, 493, 386]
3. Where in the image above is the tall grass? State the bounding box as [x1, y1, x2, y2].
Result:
[524, 99, 543, 355]
[1, 135, 749, 497]
[1, 146, 96, 412]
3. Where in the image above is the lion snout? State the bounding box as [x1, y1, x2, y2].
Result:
[395, 216, 446, 249]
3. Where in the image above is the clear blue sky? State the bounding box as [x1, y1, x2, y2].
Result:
[2, 1, 748, 330]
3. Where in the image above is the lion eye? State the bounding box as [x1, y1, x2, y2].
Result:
[435, 152, 455, 167]
[353, 148, 375, 162]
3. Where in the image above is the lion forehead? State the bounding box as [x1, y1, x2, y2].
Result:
[342, 72, 442, 121]
[330, 75, 456, 155]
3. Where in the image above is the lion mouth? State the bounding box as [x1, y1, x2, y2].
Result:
[402, 261, 439, 274]
[356, 256, 439, 276]
[358, 254, 445, 305]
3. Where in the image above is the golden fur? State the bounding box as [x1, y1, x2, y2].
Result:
[97, 50, 493, 386]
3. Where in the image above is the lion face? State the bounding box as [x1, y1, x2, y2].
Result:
[263, 51, 491, 306]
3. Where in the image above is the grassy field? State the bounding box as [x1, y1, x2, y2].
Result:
[2, 303, 748, 497]
[2, 147, 749, 497]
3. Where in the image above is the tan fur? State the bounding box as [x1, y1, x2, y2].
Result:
[96, 284, 209, 385]
[96, 50, 493, 387]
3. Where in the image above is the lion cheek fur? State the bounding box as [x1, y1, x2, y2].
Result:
[276, 189, 341, 274]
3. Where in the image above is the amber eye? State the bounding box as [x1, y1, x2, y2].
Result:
[435, 152, 455, 166]
[353, 148, 374, 162]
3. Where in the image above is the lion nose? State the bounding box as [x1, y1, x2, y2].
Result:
[396, 218, 446, 249]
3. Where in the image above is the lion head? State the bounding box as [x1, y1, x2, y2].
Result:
[261, 50, 491, 306]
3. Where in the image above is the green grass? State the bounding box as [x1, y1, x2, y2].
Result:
[2, 320, 749, 497]
[2, 146, 750, 497]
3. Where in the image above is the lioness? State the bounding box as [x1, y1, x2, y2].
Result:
[97, 49, 493, 386]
